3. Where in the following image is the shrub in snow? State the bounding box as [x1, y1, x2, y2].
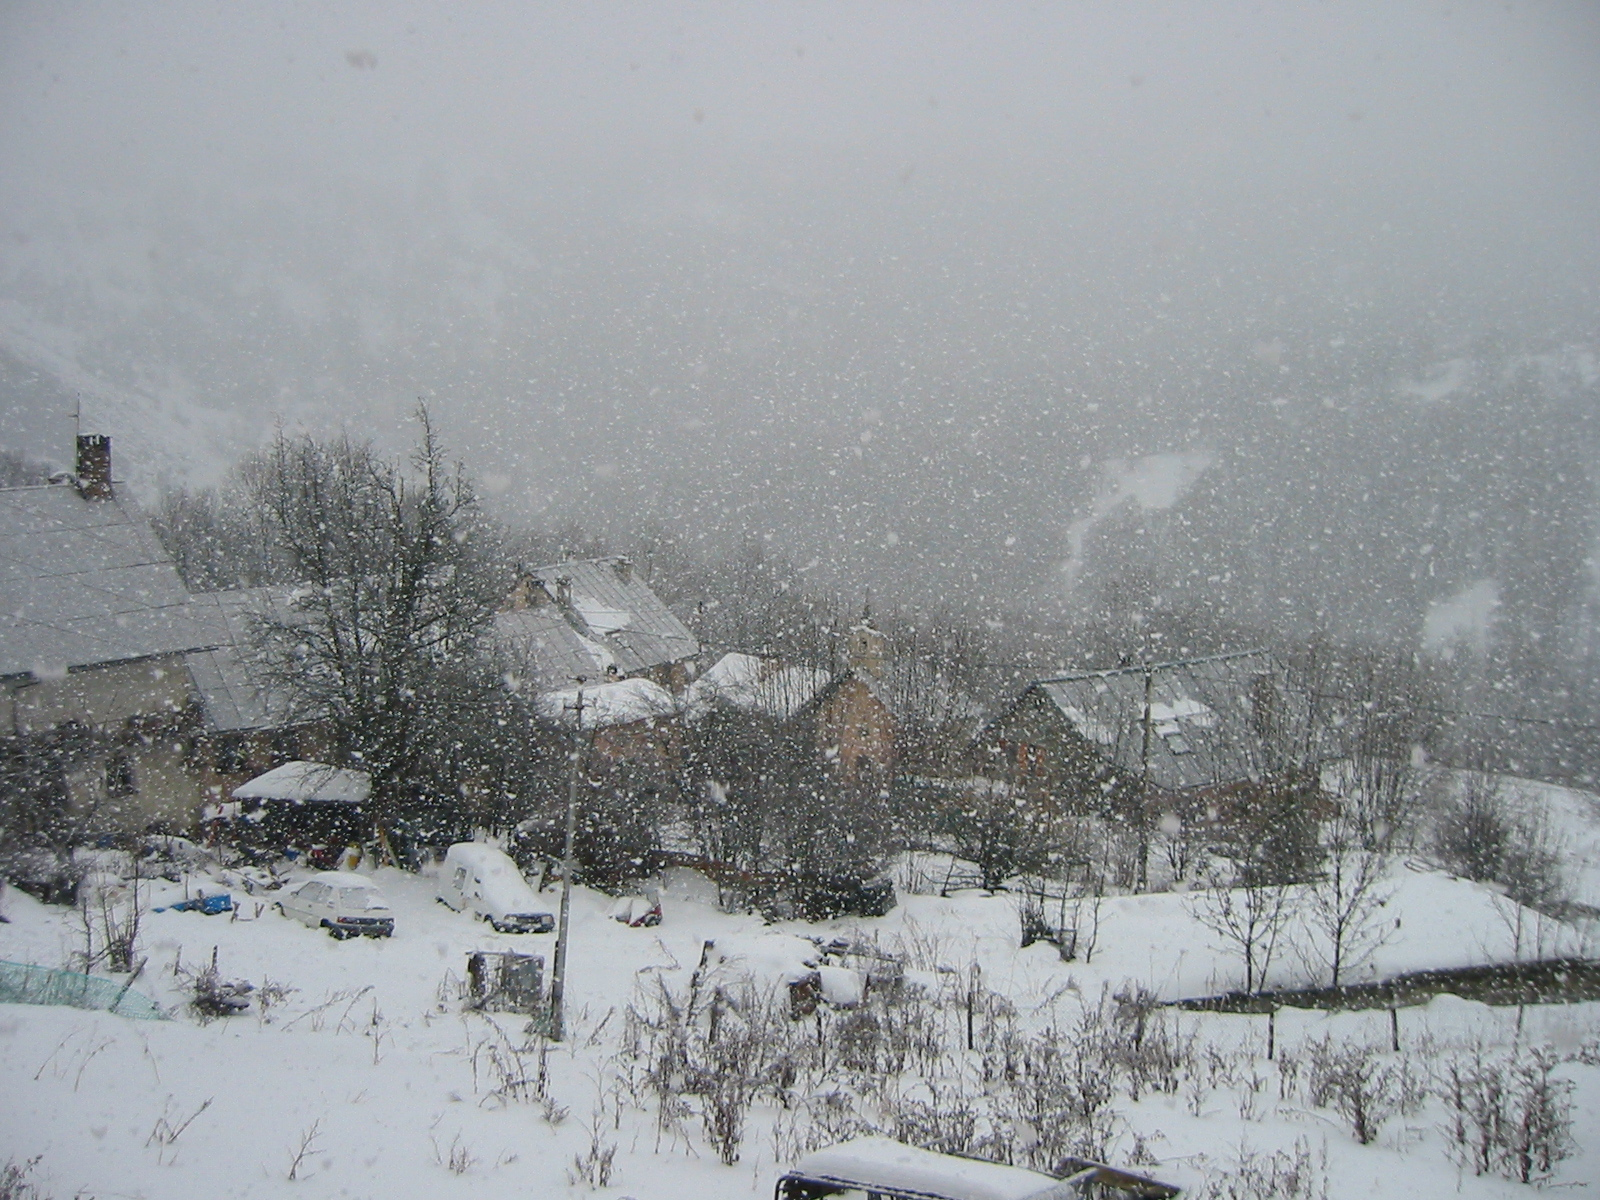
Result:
[1193, 1138, 1328, 1200]
[174, 947, 253, 1021]
[1306, 1037, 1398, 1146]
[1439, 1042, 1575, 1184]
[0, 1157, 47, 1200]
[569, 1123, 615, 1188]
[1430, 772, 1568, 913]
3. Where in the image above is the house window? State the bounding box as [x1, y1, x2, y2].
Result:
[1016, 743, 1046, 775]
[105, 751, 137, 798]
[1162, 732, 1193, 755]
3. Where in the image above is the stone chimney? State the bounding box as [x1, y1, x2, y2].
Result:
[555, 575, 573, 607]
[847, 622, 888, 680]
[75, 434, 113, 500]
[612, 556, 633, 584]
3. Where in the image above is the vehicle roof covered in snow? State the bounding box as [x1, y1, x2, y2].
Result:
[302, 870, 382, 889]
[444, 843, 522, 872]
[232, 760, 372, 804]
[784, 1137, 1071, 1200]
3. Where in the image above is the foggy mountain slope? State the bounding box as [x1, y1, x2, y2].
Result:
[3, 178, 1596, 704]
[1, 3, 1597, 701]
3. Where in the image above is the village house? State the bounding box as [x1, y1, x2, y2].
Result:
[496, 556, 699, 694]
[807, 622, 897, 782]
[683, 620, 897, 782]
[970, 650, 1305, 825]
[0, 436, 226, 838]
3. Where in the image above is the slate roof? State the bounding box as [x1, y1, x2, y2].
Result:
[1026, 650, 1288, 792]
[495, 605, 617, 684]
[0, 483, 225, 678]
[494, 557, 697, 685]
[182, 586, 308, 732]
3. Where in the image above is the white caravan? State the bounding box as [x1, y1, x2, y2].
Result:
[436, 843, 554, 934]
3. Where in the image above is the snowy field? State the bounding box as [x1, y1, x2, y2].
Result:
[2, 849, 1598, 1199]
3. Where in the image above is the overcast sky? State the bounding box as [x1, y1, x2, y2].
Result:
[2, 3, 1599, 655]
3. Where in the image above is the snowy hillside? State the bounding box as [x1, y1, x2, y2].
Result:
[2, 856, 1596, 1199]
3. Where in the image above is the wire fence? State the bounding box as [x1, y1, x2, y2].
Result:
[0, 960, 168, 1021]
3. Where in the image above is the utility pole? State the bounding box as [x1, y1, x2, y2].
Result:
[548, 679, 588, 1042]
[1137, 661, 1154, 893]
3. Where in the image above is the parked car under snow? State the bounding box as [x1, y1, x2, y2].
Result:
[276, 871, 394, 938]
[435, 843, 554, 933]
[774, 1136, 1182, 1200]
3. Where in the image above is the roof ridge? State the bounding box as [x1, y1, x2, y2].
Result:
[1034, 648, 1272, 685]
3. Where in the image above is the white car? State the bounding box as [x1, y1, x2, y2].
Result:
[436, 843, 553, 933]
[276, 871, 394, 939]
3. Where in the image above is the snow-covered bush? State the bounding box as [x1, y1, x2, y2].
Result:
[1306, 1037, 1398, 1145]
[1439, 1042, 1575, 1184]
[0, 1157, 47, 1200]
[1193, 1138, 1328, 1200]
[1429, 772, 1568, 912]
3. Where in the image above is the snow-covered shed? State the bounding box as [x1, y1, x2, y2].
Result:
[232, 760, 372, 805]
[223, 760, 374, 854]
[683, 651, 832, 721]
[537, 676, 680, 768]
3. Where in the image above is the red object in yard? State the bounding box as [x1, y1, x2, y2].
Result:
[306, 845, 342, 871]
[610, 893, 662, 927]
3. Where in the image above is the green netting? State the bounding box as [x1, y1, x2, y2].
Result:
[0, 960, 169, 1020]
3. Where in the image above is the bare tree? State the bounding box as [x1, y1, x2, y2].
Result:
[243, 410, 502, 853]
[1300, 806, 1395, 989]
[1190, 776, 1312, 994]
[1191, 872, 1297, 996]
[151, 481, 284, 591]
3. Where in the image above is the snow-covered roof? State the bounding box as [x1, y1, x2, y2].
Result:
[537, 676, 677, 730]
[785, 1137, 1067, 1200]
[683, 652, 833, 720]
[232, 761, 372, 804]
[1028, 650, 1289, 792]
[0, 483, 226, 677]
[494, 557, 696, 685]
[183, 586, 310, 732]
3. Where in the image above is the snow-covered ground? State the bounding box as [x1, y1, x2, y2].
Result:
[1, 850, 1598, 1198]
